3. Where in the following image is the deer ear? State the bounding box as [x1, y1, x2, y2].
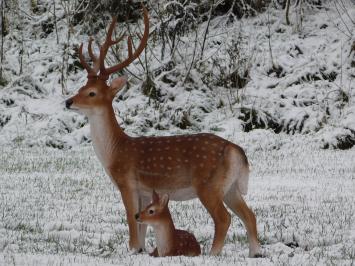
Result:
[152, 190, 159, 203]
[110, 77, 127, 96]
[159, 194, 169, 207]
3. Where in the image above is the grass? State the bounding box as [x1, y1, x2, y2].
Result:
[0, 142, 354, 265]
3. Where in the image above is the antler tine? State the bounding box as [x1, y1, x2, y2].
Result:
[78, 43, 96, 77]
[107, 17, 118, 44]
[98, 16, 119, 78]
[88, 38, 100, 74]
[99, 5, 150, 79]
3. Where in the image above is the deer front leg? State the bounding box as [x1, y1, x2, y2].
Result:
[138, 195, 149, 250]
[119, 186, 142, 253]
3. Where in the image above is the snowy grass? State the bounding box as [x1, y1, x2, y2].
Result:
[0, 137, 354, 265]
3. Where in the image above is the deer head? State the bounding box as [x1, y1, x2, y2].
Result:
[65, 6, 149, 115]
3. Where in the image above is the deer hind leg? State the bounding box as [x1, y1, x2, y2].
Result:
[224, 186, 261, 257]
[196, 186, 231, 255]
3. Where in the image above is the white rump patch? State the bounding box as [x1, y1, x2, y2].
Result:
[225, 147, 250, 195]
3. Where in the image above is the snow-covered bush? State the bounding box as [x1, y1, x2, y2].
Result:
[0, 0, 354, 149]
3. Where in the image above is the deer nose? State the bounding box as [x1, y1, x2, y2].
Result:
[65, 99, 73, 109]
[135, 213, 139, 220]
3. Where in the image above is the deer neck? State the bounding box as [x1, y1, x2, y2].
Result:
[87, 105, 127, 168]
[153, 211, 176, 256]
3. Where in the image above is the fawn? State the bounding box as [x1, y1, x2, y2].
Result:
[135, 191, 201, 257]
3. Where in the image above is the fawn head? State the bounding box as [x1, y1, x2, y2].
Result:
[135, 190, 170, 225]
[65, 6, 149, 115]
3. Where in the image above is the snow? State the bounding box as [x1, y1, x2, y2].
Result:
[0, 134, 354, 265]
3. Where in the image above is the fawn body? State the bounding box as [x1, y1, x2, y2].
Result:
[136, 191, 201, 257]
[65, 6, 261, 257]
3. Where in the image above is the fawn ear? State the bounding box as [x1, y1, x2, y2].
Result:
[152, 190, 159, 203]
[159, 194, 169, 207]
[110, 76, 127, 96]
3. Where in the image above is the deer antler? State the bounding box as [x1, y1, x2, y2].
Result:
[78, 5, 149, 80]
[78, 43, 97, 78]
[87, 38, 100, 74]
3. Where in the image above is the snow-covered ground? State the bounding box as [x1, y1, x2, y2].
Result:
[0, 133, 354, 265]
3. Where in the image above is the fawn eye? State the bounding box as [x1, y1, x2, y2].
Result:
[149, 209, 154, 215]
[89, 92, 96, 97]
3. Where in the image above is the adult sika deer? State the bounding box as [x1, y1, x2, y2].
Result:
[65, 6, 261, 257]
[136, 190, 201, 257]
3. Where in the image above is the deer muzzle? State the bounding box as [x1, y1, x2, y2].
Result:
[65, 99, 73, 109]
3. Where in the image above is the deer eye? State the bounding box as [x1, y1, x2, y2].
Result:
[89, 92, 96, 97]
[149, 209, 154, 215]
